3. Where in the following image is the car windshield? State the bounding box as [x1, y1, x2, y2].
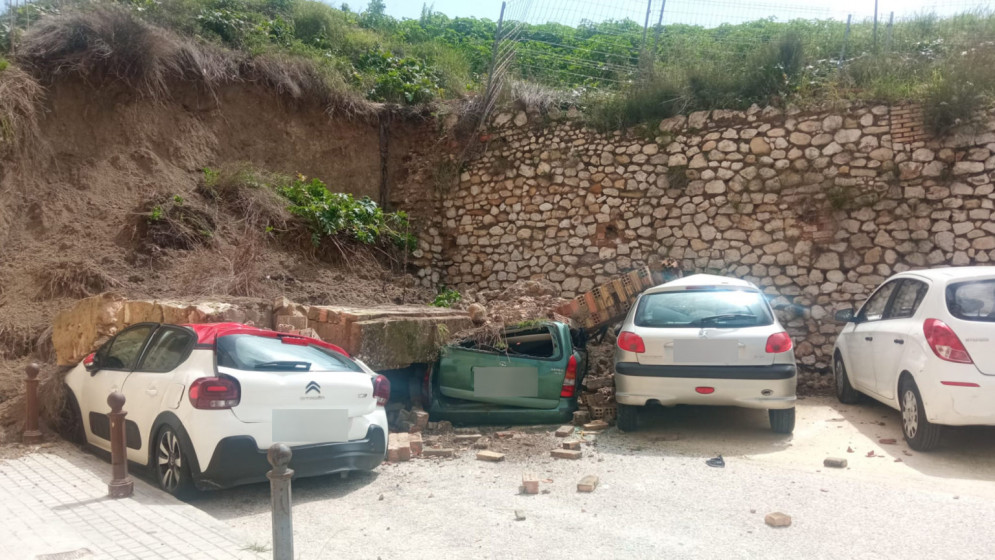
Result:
[216, 334, 363, 372]
[946, 279, 995, 323]
[634, 289, 774, 328]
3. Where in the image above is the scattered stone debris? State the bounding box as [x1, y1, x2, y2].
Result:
[476, 450, 505, 462]
[878, 438, 897, 445]
[495, 431, 515, 439]
[554, 425, 574, 437]
[514, 510, 527, 521]
[823, 457, 847, 468]
[423, 448, 455, 458]
[454, 434, 482, 444]
[765, 512, 792, 528]
[551, 449, 583, 460]
[473, 437, 491, 449]
[577, 475, 599, 493]
[522, 473, 539, 495]
[583, 420, 609, 431]
[846, 446, 854, 453]
[562, 440, 581, 450]
[865, 450, 876, 458]
[409, 433, 423, 456]
[706, 455, 725, 468]
[572, 410, 591, 425]
[651, 434, 681, 442]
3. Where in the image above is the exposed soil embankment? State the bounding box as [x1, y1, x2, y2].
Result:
[0, 75, 436, 419]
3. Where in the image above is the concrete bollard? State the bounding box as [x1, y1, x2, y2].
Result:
[22, 363, 43, 444]
[267, 443, 295, 560]
[107, 392, 134, 499]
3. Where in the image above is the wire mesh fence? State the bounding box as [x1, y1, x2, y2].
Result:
[492, 0, 995, 90]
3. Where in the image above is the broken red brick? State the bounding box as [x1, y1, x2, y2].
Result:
[522, 472, 539, 495]
[878, 438, 897, 445]
[409, 433, 423, 456]
[577, 475, 599, 492]
[554, 425, 574, 438]
[562, 440, 581, 450]
[765, 512, 792, 528]
[476, 450, 505, 462]
[551, 449, 583, 460]
[583, 420, 609, 431]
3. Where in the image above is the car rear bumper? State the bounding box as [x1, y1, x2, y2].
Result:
[614, 363, 797, 409]
[428, 396, 578, 425]
[921, 376, 995, 427]
[194, 425, 386, 490]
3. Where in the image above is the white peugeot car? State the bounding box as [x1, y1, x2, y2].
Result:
[613, 274, 797, 433]
[62, 322, 390, 496]
[832, 267, 995, 451]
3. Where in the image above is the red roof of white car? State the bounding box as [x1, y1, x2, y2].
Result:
[184, 322, 350, 356]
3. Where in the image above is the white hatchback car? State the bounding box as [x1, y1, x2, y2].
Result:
[832, 267, 995, 451]
[63, 322, 390, 496]
[613, 274, 797, 433]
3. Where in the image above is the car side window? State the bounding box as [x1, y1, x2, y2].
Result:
[138, 327, 194, 372]
[858, 281, 899, 322]
[885, 280, 929, 319]
[102, 325, 156, 371]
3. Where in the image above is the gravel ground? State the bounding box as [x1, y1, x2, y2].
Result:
[191, 397, 995, 560]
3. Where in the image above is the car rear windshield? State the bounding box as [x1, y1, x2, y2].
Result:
[216, 334, 363, 372]
[634, 289, 774, 328]
[946, 279, 995, 323]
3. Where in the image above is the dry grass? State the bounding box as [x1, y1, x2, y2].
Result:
[18, 5, 237, 100]
[0, 63, 44, 155]
[197, 165, 293, 234]
[17, 5, 375, 117]
[176, 235, 262, 297]
[33, 259, 122, 301]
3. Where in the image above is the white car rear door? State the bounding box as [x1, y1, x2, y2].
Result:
[217, 333, 379, 445]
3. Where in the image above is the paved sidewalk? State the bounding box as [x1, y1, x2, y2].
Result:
[0, 443, 264, 560]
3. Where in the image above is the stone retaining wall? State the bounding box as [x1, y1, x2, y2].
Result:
[407, 104, 995, 373]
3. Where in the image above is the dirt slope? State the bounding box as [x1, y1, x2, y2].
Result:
[0, 77, 436, 416]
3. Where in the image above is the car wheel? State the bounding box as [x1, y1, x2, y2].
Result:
[899, 378, 942, 452]
[616, 404, 639, 432]
[833, 354, 862, 404]
[58, 387, 86, 446]
[768, 407, 795, 434]
[155, 426, 194, 497]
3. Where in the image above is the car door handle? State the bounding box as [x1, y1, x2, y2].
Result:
[864, 336, 873, 341]
[893, 339, 904, 345]
[146, 388, 159, 396]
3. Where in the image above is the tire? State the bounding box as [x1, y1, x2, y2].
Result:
[900, 378, 942, 452]
[58, 387, 86, 446]
[833, 354, 862, 404]
[154, 425, 195, 498]
[616, 404, 640, 432]
[769, 407, 795, 434]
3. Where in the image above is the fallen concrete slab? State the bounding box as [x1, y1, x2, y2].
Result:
[52, 293, 471, 371]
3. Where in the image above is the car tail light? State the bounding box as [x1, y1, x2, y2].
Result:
[373, 374, 390, 407]
[695, 387, 715, 394]
[923, 318, 973, 364]
[189, 376, 240, 409]
[765, 332, 793, 353]
[560, 355, 578, 398]
[617, 331, 646, 353]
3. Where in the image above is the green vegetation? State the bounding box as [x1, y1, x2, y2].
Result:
[0, 58, 8, 72]
[431, 286, 462, 308]
[2, 0, 994, 132]
[278, 174, 414, 249]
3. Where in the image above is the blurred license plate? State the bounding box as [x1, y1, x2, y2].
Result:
[674, 340, 738, 363]
[272, 409, 349, 443]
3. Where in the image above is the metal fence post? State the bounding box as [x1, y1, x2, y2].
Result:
[873, 0, 879, 53]
[107, 392, 134, 498]
[22, 363, 42, 444]
[267, 443, 294, 560]
[838, 14, 852, 67]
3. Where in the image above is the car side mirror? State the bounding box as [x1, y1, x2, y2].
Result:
[834, 308, 855, 323]
[83, 352, 99, 374]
